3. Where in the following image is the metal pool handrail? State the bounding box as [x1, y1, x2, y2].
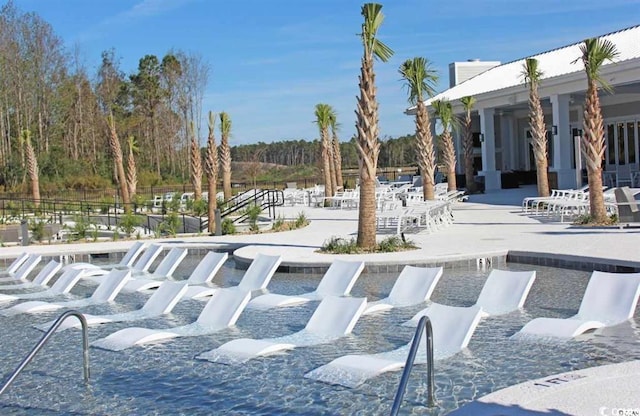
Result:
[0, 310, 90, 396]
[389, 315, 435, 415]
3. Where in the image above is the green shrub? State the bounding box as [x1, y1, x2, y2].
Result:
[272, 214, 286, 231]
[192, 199, 208, 217]
[245, 204, 262, 232]
[221, 218, 236, 235]
[294, 211, 308, 229]
[158, 212, 180, 236]
[377, 235, 418, 252]
[319, 236, 359, 254]
[29, 219, 45, 242]
[119, 212, 142, 236]
[320, 234, 418, 254]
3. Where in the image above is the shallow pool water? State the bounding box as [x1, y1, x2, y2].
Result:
[0, 256, 638, 415]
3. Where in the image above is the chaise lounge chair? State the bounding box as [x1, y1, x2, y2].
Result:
[403, 269, 536, 326]
[614, 186, 640, 224]
[36, 280, 189, 332]
[122, 247, 188, 292]
[91, 286, 252, 351]
[0, 268, 86, 304]
[69, 243, 163, 279]
[0, 260, 62, 291]
[0, 268, 131, 316]
[363, 266, 443, 315]
[196, 296, 368, 365]
[0, 254, 42, 283]
[304, 303, 483, 388]
[515, 271, 640, 339]
[184, 253, 282, 300]
[124, 251, 228, 293]
[0, 252, 29, 276]
[247, 259, 365, 310]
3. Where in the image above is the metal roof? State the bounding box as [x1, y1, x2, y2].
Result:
[415, 25, 640, 109]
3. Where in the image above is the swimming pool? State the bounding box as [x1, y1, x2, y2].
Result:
[0, 255, 638, 415]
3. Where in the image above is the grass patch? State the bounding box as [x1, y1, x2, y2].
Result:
[318, 235, 418, 254]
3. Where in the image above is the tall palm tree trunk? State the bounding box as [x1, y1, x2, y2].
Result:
[332, 135, 344, 190]
[190, 126, 203, 201]
[204, 112, 218, 234]
[107, 115, 131, 214]
[126, 137, 137, 199]
[328, 142, 338, 194]
[321, 129, 334, 198]
[440, 130, 457, 191]
[529, 88, 550, 197]
[355, 55, 380, 249]
[416, 101, 436, 200]
[583, 78, 607, 222]
[23, 130, 40, 208]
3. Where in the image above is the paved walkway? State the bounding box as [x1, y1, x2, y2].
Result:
[2, 186, 638, 271]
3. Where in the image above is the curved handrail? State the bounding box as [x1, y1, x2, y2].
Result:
[389, 315, 435, 415]
[0, 310, 90, 396]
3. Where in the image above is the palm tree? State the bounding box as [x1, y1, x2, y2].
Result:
[204, 111, 219, 234]
[21, 130, 40, 208]
[107, 114, 131, 214]
[522, 58, 550, 198]
[126, 135, 138, 199]
[578, 37, 619, 223]
[399, 57, 438, 200]
[460, 96, 476, 193]
[314, 103, 335, 199]
[355, 3, 393, 249]
[433, 99, 458, 191]
[330, 114, 344, 190]
[219, 112, 232, 200]
[189, 122, 203, 201]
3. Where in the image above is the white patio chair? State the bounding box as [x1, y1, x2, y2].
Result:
[516, 271, 640, 339]
[247, 259, 364, 310]
[196, 296, 367, 365]
[304, 303, 483, 388]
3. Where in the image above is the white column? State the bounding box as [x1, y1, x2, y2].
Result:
[479, 108, 501, 190]
[550, 94, 576, 188]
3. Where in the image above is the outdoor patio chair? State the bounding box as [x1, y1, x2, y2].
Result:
[184, 253, 281, 299]
[614, 186, 640, 224]
[123, 251, 228, 294]
[247, 259, 364, 310]
[0, 252, 29, 276]
[37, 280, 189, 332]
[403, 269, 536, 326]
[122, 247, 188, 292]
[0, 268, 86, 304]
[515, 270, 640, 339]
[363, 266, 443, 315]
[0, 268, 131, 316]
[68, 243, 163, 279]
[91, 286, 252, 351]
[0, 260, 62, 291]
[0, 254, 42, 283]
[304, 303, 482, 388]
[196, 296, 367, 365]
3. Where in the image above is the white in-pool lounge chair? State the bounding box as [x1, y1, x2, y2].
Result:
[516, 271, 640, 339]
[196, 296, 367, 365]
[0, 260, 62, 291]
[0, 252, 29, 276]
[247, 259, 365, 310]
[0, 254, 42, 283]
[363, 266, 443, 315]
[0, 268, 85, 304]
[124, 251, 228, 293]
[304, 303, 483, 388]
[0, 269, 131, 316]
[36, 280, 189, 332]
[404, 269, 536, 326]
[184, 253, 281, 300]
[91, 286, 251, 351]
[122, 247, 188, 292]
[69, 243, 163, 279]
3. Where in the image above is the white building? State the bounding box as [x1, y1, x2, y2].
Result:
[410, 25, 640, 191]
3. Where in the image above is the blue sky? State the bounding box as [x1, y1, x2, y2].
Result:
[9, 0, 640, 145]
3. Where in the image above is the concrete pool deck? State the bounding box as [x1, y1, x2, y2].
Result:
[1, 185, 639, 415]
